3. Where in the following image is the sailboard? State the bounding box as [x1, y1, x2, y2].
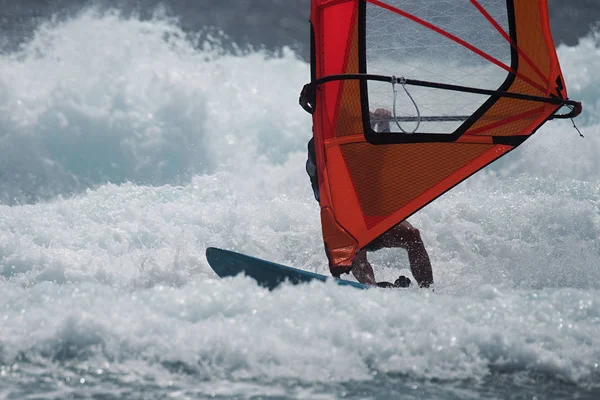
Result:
[299, 0, 582, 276]
[206, 247, 368, 290]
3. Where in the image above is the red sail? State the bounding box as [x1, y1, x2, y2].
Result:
[304, 0, 581, 275]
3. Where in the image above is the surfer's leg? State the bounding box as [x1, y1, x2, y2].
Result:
[351, 249, 377, 286]
[381, 221, 434, 288]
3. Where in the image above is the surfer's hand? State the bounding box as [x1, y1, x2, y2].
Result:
[376, 276, 411, 289]
[394, 276, 411, 288]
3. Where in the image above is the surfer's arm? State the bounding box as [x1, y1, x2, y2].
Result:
[306, 138, 320, 201]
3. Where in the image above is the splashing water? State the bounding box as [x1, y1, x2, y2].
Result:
[1, 9, 599, 400]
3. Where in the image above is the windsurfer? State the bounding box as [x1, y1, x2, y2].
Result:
[306, 108, 434, 289]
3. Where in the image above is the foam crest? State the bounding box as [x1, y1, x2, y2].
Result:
[1, 280, 598, 394]
[0, 9, 309, 205]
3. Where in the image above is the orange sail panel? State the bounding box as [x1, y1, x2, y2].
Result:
[304, 0, 581, 276]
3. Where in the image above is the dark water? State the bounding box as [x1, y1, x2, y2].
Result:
[0, 0, 599, 59]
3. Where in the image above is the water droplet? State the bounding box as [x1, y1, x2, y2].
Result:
[252, 309, 257, 314]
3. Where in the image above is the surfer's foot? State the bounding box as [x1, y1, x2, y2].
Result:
[376, 275, 411, 288]
[394, 275, 411, 287]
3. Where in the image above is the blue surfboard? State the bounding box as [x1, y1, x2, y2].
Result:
[205, 247, 368, 290]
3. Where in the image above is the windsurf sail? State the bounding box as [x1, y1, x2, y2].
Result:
[299, 0, 582, 276]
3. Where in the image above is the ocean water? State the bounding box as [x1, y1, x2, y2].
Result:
[1, 8, 600, 400]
